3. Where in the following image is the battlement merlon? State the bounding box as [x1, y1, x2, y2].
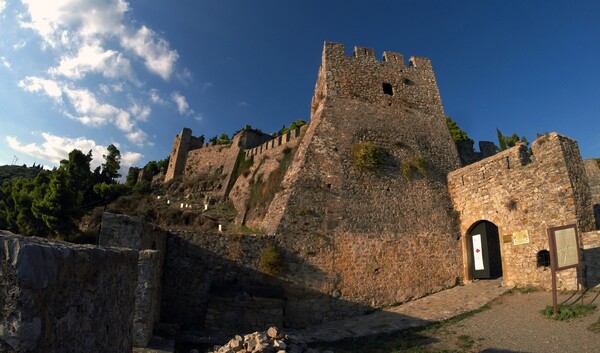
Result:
[322, 42, 433, 70]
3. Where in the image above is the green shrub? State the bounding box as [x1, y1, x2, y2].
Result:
[259, 243, 283, 275]
[541, 304, 596, 321]
[352, 143, 384, 172]
[401, 156, 428, 180]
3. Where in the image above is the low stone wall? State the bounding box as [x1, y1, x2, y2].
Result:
[99, 212, 167, 348]
[0, 230, 138, 353]
[582, 230, 600, 288]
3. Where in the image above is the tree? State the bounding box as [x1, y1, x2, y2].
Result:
[216, 133, 231, 145]
[446, 117, 473, 144]
[290, 119, 306, 131]
[594, 158, 600, 169]
[33, 168, 79, 238]
[126, 167, 141, 187]
[102, 144, 121, 182]
[496, 128, 527, 151]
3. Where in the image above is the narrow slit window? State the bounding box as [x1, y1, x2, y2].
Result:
[382, 83, 393, 96]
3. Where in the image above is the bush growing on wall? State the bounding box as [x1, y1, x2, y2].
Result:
[259, 243, 283, 275]
[401, 156, 428, 180]
[352, 143, 384, 172]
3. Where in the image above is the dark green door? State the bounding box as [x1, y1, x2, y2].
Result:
[467, 221, 502, 279]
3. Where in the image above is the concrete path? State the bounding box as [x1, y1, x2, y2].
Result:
[288, 278, 510, 343]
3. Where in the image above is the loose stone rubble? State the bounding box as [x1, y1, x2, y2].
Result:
[209, 327, 332, 353]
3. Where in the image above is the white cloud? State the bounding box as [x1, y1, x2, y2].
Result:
[50, 41, 133, 80]
[0, 0, 6, 14]
[18, 76, 63, 101]
[20, 0, 179, 80]
[63, 87, 123, 127]
[13, 40, 27, 49]
[129, 102, 151, 121]
[1, 57, 11, 70]
[149, 88, 166, 105]
[201, 82, 213, 92]
[177, 67, 193, 84]
[19, 0, 128, 48]
[7, 132, 111, 169]
[7, 132, 144, 174]
[171, 91, 191, 115]
[125, 129, 147, 146]
[121, 150, 143, 167]
[120, 25, 179, 80]
[237, 101, 248, 107]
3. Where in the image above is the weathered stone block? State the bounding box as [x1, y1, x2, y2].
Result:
[0, 230, 138, 353]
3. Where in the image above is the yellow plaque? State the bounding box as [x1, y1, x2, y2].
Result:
[512, 230, 529, 245]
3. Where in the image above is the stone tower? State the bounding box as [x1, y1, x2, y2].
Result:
[259, 42, 464, 307]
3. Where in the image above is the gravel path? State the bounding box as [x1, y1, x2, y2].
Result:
[429, 289, 600, 353]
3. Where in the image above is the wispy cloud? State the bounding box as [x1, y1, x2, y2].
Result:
[49, 41, 134, 81]
[18, 76, 62, 101]
[1, 56, 11, 70]
[120, 25, 179, 80]
[237, 101, 248, 107]
[201, 82, 214, 92]
[171, 91, 192, 115]
[6, 132, 135, 169]
[149, 88, 166, 105]
[12, 0, 198, 151]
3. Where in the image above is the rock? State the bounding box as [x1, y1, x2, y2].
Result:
[267, 326, 279, 339]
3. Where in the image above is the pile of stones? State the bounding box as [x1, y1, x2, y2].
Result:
[209, 327, 332, 353]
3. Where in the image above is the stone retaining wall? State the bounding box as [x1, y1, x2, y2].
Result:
[0, 231, 138, 353]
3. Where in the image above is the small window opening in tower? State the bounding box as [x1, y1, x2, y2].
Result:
[382, 83, 393, 96]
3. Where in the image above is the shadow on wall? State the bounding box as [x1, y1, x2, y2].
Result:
[159, 232, 435, 347]
[594, 204, 600, 230]
[583, 247, 600, 288]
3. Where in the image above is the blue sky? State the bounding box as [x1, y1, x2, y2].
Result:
[1, 1, 599, 174]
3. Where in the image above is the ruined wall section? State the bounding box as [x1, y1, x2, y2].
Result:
[0, 231, 138, 353]
[584, 159, 600, 229]
[183, 138, 242, 200]
[165, 128, 191, 182]
[230, 126, 308, 226]
[448, 133, 595, 290]
[259, 42, 463, 309]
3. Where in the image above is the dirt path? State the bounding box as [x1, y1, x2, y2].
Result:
[428, 289, 600, 353]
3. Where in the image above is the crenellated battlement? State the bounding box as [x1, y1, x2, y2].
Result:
[323, 42, 432, 70]
[244, 125, 307, 159]
[318, 42, 444, 117]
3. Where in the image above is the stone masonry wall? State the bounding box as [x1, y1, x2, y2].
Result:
[257, 42, 462, 309]
[584, 159, 600, 229]
[99, 212, 168, 348]
[165, 128, 192, 182]
[181, 133, 243, 200]
[0, 231, 138, 353]
[581, 230, 600, 288]
[162, 230, 426, 339]
[229, 126, 308, 226]
[448, 133, 595, 290]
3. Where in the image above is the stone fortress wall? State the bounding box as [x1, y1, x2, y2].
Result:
[448, 133, 598, 289]
[255, 42, 464, 309]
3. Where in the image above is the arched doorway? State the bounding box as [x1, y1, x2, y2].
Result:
[467, 221, 502, 279]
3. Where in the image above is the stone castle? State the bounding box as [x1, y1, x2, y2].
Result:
[2, 42, 600, 352]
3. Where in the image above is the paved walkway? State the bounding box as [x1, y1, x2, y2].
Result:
[288, 278, 510, 343]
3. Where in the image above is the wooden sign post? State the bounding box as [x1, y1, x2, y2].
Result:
[547, 224, 581, 314]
